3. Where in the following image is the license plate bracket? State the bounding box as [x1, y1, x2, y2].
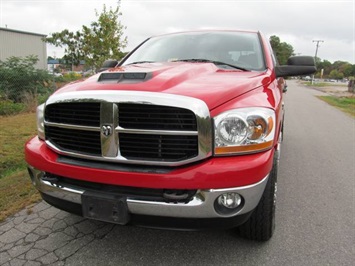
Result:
[82, 191, 130, 225]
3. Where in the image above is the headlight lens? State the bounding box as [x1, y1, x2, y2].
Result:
[217, 116, 248, 144]
[214, 107, 275, 155]
[37, 104, 45, 140]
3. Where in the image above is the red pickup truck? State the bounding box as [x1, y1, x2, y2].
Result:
[25, 30, 315, 241]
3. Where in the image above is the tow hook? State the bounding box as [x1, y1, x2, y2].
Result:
[163, 191, 190, 201]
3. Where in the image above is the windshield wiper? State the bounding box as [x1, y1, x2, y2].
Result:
[172, 59, 249, 71]
[126, 61, 156, 65]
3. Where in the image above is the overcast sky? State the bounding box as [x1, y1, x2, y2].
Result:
[1, 0, 354, 64]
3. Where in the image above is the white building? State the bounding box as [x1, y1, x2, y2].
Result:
[0, 27, 47, 70]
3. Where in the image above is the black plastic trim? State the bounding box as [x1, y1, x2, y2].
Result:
[41, 192, 83, 216]
[98, 72, 153, 83]
[43, 172, 196, 203]
[57, 156, 173, 174]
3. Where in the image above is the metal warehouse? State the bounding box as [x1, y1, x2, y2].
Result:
[0, 27, 47, 69]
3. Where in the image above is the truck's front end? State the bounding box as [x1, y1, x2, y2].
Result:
[25, 30, 316, 241]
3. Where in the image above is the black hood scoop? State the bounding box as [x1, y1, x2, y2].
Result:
[98, 72, 152, 83]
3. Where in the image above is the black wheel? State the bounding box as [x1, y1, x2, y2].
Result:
[236, 156, 278, 241]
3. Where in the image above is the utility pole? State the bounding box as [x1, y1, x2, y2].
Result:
[312, 40, 324, 84]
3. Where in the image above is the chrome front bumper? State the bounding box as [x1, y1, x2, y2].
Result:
[28, 166, 268, 219]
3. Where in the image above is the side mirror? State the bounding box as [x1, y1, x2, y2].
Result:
[275, 56, 316, 78]
[97, 59, 119, 73]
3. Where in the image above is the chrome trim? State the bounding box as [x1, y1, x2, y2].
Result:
[101, 102, 118, 157]
[45, 122, 101, 132]
[37, 104, 45, 140]
[28, 166, 268, 218]
[44, 90, 212, 166]
[117, 128, 198, 136]
[28, 166, 85, 203]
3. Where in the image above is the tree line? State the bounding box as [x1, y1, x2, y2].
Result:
[315, 59, 355, 80]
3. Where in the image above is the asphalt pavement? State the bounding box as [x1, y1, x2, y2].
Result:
[0, 80, 354, 265]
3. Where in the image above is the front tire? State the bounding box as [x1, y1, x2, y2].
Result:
[236, 155, 278, 241]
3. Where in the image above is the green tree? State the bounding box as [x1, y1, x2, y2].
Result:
[45, 29, 83, 68]
[329, 69, 344, 80]
[269, 35, 295, 65]
[317, 59, 332, 76]
[45, 3, 127, 70]
[306, 57, 354, 79]
[342, 63, 353, 77]
[81, 5, 127, 69]
[313, 59, 355, 79]
[348, 65, 355, 77]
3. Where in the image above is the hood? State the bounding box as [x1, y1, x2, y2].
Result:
[55, 62, 270, 110]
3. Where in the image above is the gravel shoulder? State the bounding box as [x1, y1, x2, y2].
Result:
[301, 81, 354, 97]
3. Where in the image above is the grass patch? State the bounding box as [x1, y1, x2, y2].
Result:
[317, 96, 355, 117]
[0, 112, 37, 176]
[0, 100, 26, 116]
[303, 82, 347, 87]
[0, 170, 41, 221]
[0, 112, 40, 221]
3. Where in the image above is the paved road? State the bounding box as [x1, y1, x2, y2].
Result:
[1, 80, 354, 265]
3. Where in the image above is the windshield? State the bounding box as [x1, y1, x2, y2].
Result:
[122, 31, 266, 71]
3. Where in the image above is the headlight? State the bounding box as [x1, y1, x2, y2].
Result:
[214, 107, 275, 155]
[37, 104, 45, 140]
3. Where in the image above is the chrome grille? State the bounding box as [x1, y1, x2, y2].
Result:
[43, 91, 212, 166]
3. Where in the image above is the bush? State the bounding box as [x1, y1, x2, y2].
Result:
[0, 100, 26, 116]
[38, 91, 53, 105]
[63, 72, 82, 81]
[0, 55, 52, 103]
[0, 56, 84, 114]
